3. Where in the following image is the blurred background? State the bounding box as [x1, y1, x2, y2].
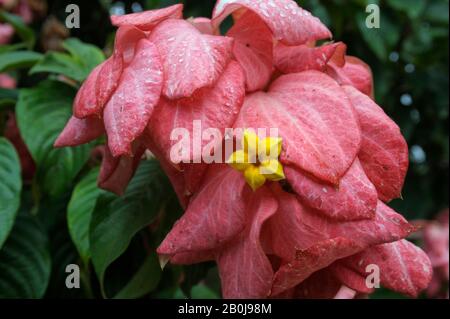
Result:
[1, 0, 448, 299]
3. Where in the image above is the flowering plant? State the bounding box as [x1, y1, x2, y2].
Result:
[53, 0, 433, 299]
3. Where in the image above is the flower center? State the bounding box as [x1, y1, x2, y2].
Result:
[227, 130, 286, 191]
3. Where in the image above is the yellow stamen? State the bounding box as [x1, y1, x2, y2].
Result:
[244, 165, 266, 191]
[260, 159, 285, 181]
[242, 130, 259, 161]
[259, 137, 282, 161]
[227, 150, 251, 172]
[228, 130, 286, 191]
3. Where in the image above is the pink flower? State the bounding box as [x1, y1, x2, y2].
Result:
[0, 73, 16, 88]
[55, 1, 433, 298]
[0, 23, 14, 44]
[1, 0, 34, 44]
[423, 210, 449, 298]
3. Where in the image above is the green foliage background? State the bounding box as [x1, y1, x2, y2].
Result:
[0, 0, 448, 299]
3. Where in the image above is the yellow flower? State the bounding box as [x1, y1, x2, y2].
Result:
[227, 130, 285, 191]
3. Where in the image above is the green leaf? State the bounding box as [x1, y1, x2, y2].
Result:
[191, 284, 220, 299]
[0, 10, 35, 49]
[16, 81, 92, 197]
[0, 214, 51, 298]
[30, 52, 88, 82]
[0, 51, 43, 73]
[90, 160, 170, 296]
[113, 253, 162, 299]
[388, 0, 426, 19]
[30, 38, 105, 82]
[0, 43, 27, 54]
[0, 88, 18, 109]
[424, 1, 449, 24]
[181, 263, 214, 298]
[68, 167, 105, 265]
[62, 38, 105, 73]
[0, 138, 22, 248]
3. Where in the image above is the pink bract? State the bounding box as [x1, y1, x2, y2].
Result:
[55, 1, 433, 299]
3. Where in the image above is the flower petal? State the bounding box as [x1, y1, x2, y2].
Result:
[157, 165, 250, 256]
[343, 240, 433, 297]
[188, 17, 218, 35]
[217, 186, 278, 298]
[212, 0, 331, 45]
[286, 159, 378, 221]
[344, 85, 409, 202]
[98, 143, 145, 195]
[330, 262, 375, 294]
[148, 61, 245, 164]
[293, 268, 343, 299]
[54, 116, 104, 148]
[149, 19, 233, 99]
[114, 25, 147, 67]
[235, 70, 361, 184]
[111, 4, 184, 31]
[271, 237, 361, 296]
[94, 55, 123, 114]
[274, 42, 346, 74]
[73, 63, 103, 118]
[328, 56, 374, 97]
[75, 26, 146, 118]
[227, 10, 273, 92]
[104, 39, 163, 157]
[268, 186, 414, 263]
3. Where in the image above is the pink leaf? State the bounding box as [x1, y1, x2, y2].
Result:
[268, 186, 414, 263]
[285, 159, 378, 221]
[54, 116, 104, 148]
[188, 17, 218, 35]
[104, 39, 163, 157]
[95, 55, 123, 114]
[235, 70, 361, 184]
[271, 237, 361, 296]
[111, 4, 183, 31]
[344, 85, 409, 202]
[73, 63, 103, 118]
[149, 19, 233, 99]
[274, 42, 346, 74]
[98, 142, 145, 195]
[113, 25, 147, 67]
[227, 10, 273, 92]
[212, 0, 331, 46]
[217, 186, 278, 298]
[157, 165, 250, 256]
[293, 268, 343, 299]
[343, 240, 433, 297]
[330, 262, 374, 294]
[148, 61, 245, 165]
[328, 56, 374, 97]
[75, 26, 146, 119]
